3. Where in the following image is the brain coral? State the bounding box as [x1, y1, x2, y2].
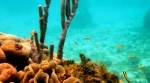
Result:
[0, 40, 31, 70]
[0, 63, 17, 82]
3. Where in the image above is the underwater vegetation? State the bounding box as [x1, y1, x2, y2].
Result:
[0, 0, 124, 83]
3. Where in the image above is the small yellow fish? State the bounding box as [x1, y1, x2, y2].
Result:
[115, 45, 124, 49]
[128, 55, 136, 59]
[123, 71, 131, 83]
[83, 37, 91, 40]
[138, 66, 146, 69]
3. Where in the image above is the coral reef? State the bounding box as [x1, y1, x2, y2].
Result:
[0, 46, 123, 83]
[0, 33, 123, 82]
[0, 0, 123, 82]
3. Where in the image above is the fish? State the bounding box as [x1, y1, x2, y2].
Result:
[128, 55, 136, 59]
[138, 66, 146, 69]
[74, 42, 78, 45]
[123, 71, 131, 83]
[83, 37, 91, 40]
[115, 45, 124, 49]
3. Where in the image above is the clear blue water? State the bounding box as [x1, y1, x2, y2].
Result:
[0, 0, 150, 82]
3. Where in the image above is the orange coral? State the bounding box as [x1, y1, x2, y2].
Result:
[34, 69, 49, 83]
[0, 63, 17, 82]
[49, 71, 60, 83]
[55, 65, 65, 77]
[0, 40, 31, 70]
[0, 48, 6, 63]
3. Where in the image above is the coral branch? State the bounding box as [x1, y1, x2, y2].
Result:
[38, 0, 51, 46]
[60, 0, 66, 29]
[49, 44, 54, 60]
[65, 0, 71, 20]
[32, 31, 40, 54]
[57, 0, 78, 60]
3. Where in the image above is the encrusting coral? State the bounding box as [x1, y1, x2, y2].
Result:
[0, 40, 31, 70]
[0, 0, 123, 82]
[0, 63, 17, 82]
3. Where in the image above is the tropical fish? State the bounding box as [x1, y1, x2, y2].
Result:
[83, 37, 91, 40]
[74, 42, 78, 45]
[138, 65, 146, 69]
[128, 55, 136, 59]
[123, 71, 131, 83]
[115, 45, 124, 49]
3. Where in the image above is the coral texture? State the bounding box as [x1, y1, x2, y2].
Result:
[0, 40, 30, 70]
[0, 63, 17, 82]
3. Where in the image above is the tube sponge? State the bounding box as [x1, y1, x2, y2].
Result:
[0, 63, 17, 82]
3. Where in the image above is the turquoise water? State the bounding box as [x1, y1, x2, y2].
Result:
[0, 0, 150, 82]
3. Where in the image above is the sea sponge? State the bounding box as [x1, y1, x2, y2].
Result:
[29, 63, 40, 74]
[0, 48, 6, 63]
[0, 40, 31, 70]
[63, 64, 77, 77]
[62, 76, 80, 83]
[17, 70, 26, 81]
[40, 60, 57, 74]
[34, 69, 49, 83]
[49, 71, 60, 83]
[55, 65, 65, 77]
[0, 63, 17, 82]
[20, 71, 34, 83]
